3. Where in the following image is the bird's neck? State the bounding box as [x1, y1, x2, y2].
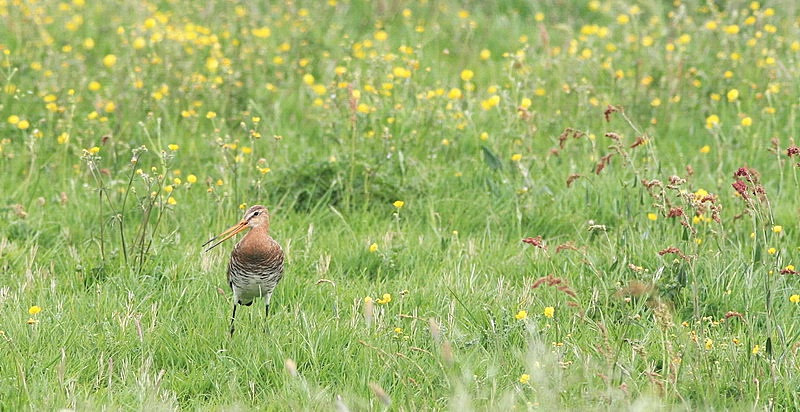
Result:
[246, 224, 270, 238]
[236, 224, 275, 255]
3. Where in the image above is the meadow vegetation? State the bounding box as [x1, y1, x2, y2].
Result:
[2, 0, 800, 409]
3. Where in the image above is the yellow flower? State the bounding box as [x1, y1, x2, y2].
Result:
[7, 115, 19, 124]
[168, 144, 179, 151]
[102, 54, 117, 68]
[206, 111, 217, 119]
[768, 247, 777, 255]
[543, 306, 554, 318]
[312, 84, 326, 95]
[392, 67, 411, 79]
[705, 338, 713, 350]
[374, 30, 388, 41]
[364, 296, 373, 304]
[88, 81, 101, 91]
[480, 49, 491, 60]
[511, 154, 522, 162]
[163, 185, 173, 193]
[752, 345, 760, 355]
[699, 145, 711, 154]
[705, 114, 720, 128]
[26, 318, 38, 325]
[481, 95, 500, 110]
[785, 265, 795, 272]
[520, 98, 532, 109]
[726, 89, 739, 102]
[251, 27, 272, 38]
[741, 117, 752, 127]
[17, 120, 30, 130]
[724, 25, 740, 35]
[88, 146, 100, 154]
[772, 225, 782, 233]
[790, 294, 800, 303]
[460, 69, 474, 81]
[133, 37, 147, 49]
[28, 305, 42, 315]
[447, 88, 462, 99]
[515, 310, 527, 320]
[519, 374, 530, 384]
[376, 293, 392, 304]
[647, 213, 658, 221]
[167, 197, 177, 205]
[369, 243, 378, 253]
[186, 174, 197, 184]
[393, 200, 405, 209]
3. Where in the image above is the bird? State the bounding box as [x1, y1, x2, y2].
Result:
[202, 205, 284, 336]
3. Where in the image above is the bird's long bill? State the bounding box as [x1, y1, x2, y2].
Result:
[202, 220, 248, 252]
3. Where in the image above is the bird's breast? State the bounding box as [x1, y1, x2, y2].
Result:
[230, 228, 284, 272]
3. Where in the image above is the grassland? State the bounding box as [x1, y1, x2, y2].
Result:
[2, 0, 800, 410]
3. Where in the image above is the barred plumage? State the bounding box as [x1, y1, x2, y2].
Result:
[203, 205, 284, 336]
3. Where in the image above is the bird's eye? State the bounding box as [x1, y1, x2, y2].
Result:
[253, 211, 260, 216]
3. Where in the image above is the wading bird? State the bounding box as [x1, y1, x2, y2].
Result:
[203, 205, 284, 336]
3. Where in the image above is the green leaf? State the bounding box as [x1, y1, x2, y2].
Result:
[481, 145, 502, 170]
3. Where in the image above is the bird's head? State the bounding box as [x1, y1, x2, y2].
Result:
[243, 205, 270, 228]
[202, 204, 271, 252]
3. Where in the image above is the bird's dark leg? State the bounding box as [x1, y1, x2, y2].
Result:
[230, 304, 237, 336]
[263, 302, 271, 334]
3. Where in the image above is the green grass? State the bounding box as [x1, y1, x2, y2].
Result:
[2, 0, 800, 409]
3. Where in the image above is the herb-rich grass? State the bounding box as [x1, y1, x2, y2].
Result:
[2, 0, 800, 409]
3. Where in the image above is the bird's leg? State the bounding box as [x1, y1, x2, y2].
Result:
[265, 302, 270, 317]
[230, 304, 237, 336]
[264, 293, 272, 318]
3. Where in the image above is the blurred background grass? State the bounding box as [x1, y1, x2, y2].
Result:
[1, 0, 800, 409]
